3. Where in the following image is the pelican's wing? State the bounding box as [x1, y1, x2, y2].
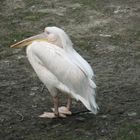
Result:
[67, 50, 94, 79]
[28, 41, 98, 113]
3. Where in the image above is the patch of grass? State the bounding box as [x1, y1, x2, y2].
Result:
[73, 0, 97, 9]
[113, 122, 140, 140]
[1, 31, 35, 47]
[23, 0, 44, 7]
[134, 31, 140, 41]
[24, 12, 48, 21]
[10, 9, 48, 22]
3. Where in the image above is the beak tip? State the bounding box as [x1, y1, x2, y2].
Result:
[10, 45, 14, 48]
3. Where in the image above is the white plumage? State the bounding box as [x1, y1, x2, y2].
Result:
[11, 26, 98, 118]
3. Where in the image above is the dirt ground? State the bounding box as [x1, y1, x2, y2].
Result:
[0, 0, 140, 140]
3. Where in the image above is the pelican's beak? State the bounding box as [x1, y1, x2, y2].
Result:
[10, 33, 48, 48]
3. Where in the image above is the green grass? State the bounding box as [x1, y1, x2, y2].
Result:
[73, 0, 97, 8]
[113, 123, 140, 140]
[0, 31, 35, 47]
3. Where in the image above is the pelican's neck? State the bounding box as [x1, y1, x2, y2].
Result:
[64, 45, 74, 53]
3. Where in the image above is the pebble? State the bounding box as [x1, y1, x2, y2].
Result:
[127, 112, 137, 117]
[31, 87, 39, 91]
[29, 92, 36, 96]
[76, 116, 86, 121]
[101, 115, 107, 119]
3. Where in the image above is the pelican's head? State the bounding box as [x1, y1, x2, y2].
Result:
[11, 26, 73, 51]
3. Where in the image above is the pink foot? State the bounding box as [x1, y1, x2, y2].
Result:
[39, 112, 66, 118]
[52, 106, 72, 115]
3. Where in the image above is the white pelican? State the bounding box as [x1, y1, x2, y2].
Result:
[11, 26, 98, 118]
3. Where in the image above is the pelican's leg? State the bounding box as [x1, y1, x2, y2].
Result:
[56, 96, 72, 115]
[53, 96, 59, 116]
[53, 96, 67, 118]
[38, 96, 58, 118]
[66, 96, 72, 110]
[39, 96, 66, 118]
[38, 96, 57, 118]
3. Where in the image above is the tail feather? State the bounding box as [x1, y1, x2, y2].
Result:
[88, 89, 99, 114]
[57, 78, 98, 114]
[76, 86, 98, 114]
[89, 79, 96, 89]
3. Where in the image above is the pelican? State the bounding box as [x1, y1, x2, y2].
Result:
[11, 26, 98, 118]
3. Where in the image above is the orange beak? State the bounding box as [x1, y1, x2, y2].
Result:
[10, 33, 48, 48]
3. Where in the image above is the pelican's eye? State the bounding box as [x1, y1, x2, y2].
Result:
[45, 31, 50, 35]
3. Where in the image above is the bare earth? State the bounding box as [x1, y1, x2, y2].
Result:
[0, 0, 140, 140]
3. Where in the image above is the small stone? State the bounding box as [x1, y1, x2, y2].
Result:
[101, 115, 107, 119]
[76, 116, 85, 121]
[100, 128, 108, 136]
[30, 92, 35, 96]
[31, 87, 39, 91]
[18, 55, 25, 59]
[32, 105, 37, 108]
[127, 112, 137, 117]
[99, 34, 111, 37]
